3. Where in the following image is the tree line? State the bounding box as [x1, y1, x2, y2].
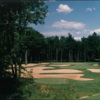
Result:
[26, 32, 100, 63]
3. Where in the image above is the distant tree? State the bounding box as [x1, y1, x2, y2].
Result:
[87, 32, 100, 61]
[66, 33, 76, 62]
[81, 37, 89, 62]
[74, 41, 82, 62]
[53, 36, 60, 62]
[59, 36, 66, 62]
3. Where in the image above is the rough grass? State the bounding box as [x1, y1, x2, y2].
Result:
[4, 62, 100, 100]
[34, 62, 100, 98]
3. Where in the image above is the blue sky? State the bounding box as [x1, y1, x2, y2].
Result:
[31, 1, 100, 40]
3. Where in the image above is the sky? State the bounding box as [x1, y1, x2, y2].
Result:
[31, 1, 100, 40]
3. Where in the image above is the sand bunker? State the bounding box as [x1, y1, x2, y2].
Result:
[50, 65, 70, 67]
[40, 63, 50, 64]
[93, 64, 99, 66]
[22, 63, 38, 67]
[32, 66, 83, 74]
[93, 64, 100, 66]
[87, 69, 100, 73]
[21, 66, 93, 81]
[33, 74, 93, 81]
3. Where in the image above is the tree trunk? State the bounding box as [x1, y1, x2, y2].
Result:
[61, 50, 63, 62]
[87, 52, 90, 62]
[25, 49, 28, 65]
[47, 53, 49, 62]
[19, 64, 21, 78]
[71, 50, 73, 62]
[69, 50, 70, 62]
[19, 57, 21, 78]
[11, 63, 15, 78]
[56, 49, 58, 62]
[84, 51, 86, 62]
[14, 62, 17, 79]
[77, 51, 79, 62]
[50, 50, 52, 61]
[69, 50, 72, 62]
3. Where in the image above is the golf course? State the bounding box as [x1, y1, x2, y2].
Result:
[1, 0, 100, 100]
[20, 62, 100, 99]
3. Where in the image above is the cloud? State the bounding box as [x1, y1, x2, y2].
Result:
[48, 0, 56, 2]
[56, 4, 73, 14]
[52, 20, 85, 30]
[74, 37, 81, 41]
[90, 28, 100, 34]
[42, 30, 72, 37]
[86, 7, 96, 12]
[93, 8, 96, 10]
[46, 12, 50, 16]
[86, 8, 92, 12]
[42, 31, 82, 41]
[76, 29, 90, 35]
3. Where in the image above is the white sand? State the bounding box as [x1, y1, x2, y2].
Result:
[87, 69, 100, 73]
[22, 63, 38, 67]
[22, 66, 93, 81]
[50, 65, 70, 67]
[93, 64, 99, 66]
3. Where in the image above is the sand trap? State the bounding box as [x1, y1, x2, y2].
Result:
[21, 66, 93, 81]
[40, 63, 50, 64]
[22, 63, 38, 67]
[33, 74, 93, 81]
[32, 66, 83, 74]
[93, 64, 100, 66]
[50, 65, 70, 67]
[87, 69, 100, 73]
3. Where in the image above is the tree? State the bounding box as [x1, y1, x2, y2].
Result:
[0, 0, 48, 79]
[21, 27, 45, 64]
[87, 32, 100, 61]
[66, 33, 75, 62]
[59, 36, 66, 62]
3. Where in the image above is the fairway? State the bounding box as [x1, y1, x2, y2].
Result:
[22, 62, 99, 81]
[22, 62, 100, 98]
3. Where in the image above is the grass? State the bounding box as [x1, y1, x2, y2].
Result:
[34, 62, 100, 98]
[35, 78, 68, 85]
[4, 62, 100, 100]
[80, 94, 100, 100]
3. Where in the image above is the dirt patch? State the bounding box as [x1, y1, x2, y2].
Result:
[22, 66, 93, 81]
[87, 69, 100, 73]
[50, 65, 70, 67]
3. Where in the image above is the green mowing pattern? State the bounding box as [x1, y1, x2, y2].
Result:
[34, 62, 100, 98]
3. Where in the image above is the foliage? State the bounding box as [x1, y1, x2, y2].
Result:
[0, 0, 48, 78]
[6, 79, 78, 100]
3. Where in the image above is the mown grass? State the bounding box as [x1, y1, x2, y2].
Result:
[34, 62, 100, 98]
[5, 62, 100, 99]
